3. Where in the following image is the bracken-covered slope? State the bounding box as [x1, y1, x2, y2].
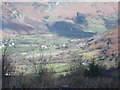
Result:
[88, 27, 119, 55]
[87, 27, 119, 68]
[1, 2, 118, 37]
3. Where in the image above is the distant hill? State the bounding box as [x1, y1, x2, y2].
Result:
[1, 2, 118, 37]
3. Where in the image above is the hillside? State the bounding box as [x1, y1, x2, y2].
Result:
[87, 27, 119, 68]
[88, 27, 119, 55]
[1, 2, 118, 37]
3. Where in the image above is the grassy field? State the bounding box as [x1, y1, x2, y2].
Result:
[5, 35, 71, 76]
[86, 18, 107, 33]
[15, 63, 71, 76]
[9, 35, 70, 55]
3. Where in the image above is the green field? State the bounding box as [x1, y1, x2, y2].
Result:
[86, 18, 107, 33]
[8, 35, 70, 55]
[4, 35, 71, 76]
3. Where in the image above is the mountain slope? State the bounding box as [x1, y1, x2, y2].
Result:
[87, 27, 119, 68]
[88, 27, 119, 55]
[1, 2, 118, 36]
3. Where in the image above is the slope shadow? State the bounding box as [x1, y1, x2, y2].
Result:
[2, 17, 34, 32]
[47, 21, 95, 39]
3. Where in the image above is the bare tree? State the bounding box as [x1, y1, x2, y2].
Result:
[2, 37, 14, 88]
[30, 54, 55, 88]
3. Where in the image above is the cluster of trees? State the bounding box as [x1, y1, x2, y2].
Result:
[2, 52, 119, 88]
[74, 12, 88, 28]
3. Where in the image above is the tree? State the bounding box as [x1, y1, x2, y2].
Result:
[2, 37, 14, 88]
[31, 54, 55, 88]
[85, 59, 101, 78]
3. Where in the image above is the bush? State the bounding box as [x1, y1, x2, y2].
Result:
[84, 60, 101, 78]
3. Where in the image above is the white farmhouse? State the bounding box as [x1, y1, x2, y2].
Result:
[63, 44, 66, 47]
[11, 43, 15, 46]
[41, 45, 47, 49]
[2, 44, 5, 47]
[5, 73, 11, 76]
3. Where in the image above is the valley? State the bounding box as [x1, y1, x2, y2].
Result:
[1, 2, 119, 88]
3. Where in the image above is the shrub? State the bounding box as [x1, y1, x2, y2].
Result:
[84, 60, 101, 78]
